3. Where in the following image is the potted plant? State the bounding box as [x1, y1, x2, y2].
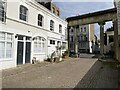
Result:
[62, 49, 69, 59]
[50, 51, 56, 62]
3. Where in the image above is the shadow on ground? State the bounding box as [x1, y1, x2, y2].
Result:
[74, 60, 119, 88]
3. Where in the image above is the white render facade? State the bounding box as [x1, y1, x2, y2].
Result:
[0, 0, 67, 70]
[69, 24, 95, 54]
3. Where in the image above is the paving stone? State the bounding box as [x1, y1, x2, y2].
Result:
[2, 54, 119, 88]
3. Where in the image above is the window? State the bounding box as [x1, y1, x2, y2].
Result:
[81, 36, 83, 40]
[59, 24, 62, 33]
[84, 27, 86, 32]
[109, 36, 114, 43]
[65, 27, 67, 40]
[50, 40, 55, 45]
[70, 36, 73, 42]
[38, 14, 43, 27]
[62, 42, 66, 50]
[0, 0, 6, 22]
[20, 5, 28, 21]
[0, 32, 13, 59]
[50, 20, 54, 31]
[34, 36, 46, 53]
[71, 29, 73, 33]
[84, 35, 86, 41]
[81, 28, 83, 32]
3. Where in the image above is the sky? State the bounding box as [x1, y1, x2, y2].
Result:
[52, 0, 114, 39]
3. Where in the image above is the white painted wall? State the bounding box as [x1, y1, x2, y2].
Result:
[0, 0, 67, 70]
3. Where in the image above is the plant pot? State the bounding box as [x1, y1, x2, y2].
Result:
[50, 58, 54, 62]
[59, 57, 62, 61]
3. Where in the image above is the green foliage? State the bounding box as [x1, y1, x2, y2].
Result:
[63, 49, 69, 56]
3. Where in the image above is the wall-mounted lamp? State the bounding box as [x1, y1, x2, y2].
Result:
[15, 35, 18, 38]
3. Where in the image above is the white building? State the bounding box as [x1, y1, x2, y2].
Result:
[0, 0, 67, 70]
[69, 24, 95, 54]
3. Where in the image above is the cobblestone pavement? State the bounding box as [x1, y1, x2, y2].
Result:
[2, 55, 120, 88]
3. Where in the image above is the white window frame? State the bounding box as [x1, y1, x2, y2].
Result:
[59, 24, 62, 33]
[50, 20, 54, 31]
[38, 14, 43, 27]
[84, 27, 86, 32]
[20, 5, 28, 22]
[34, 36, 46, 54]
[0, 32, 13, 60]
[50, 40, 55, 45]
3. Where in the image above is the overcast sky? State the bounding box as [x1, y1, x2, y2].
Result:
[53, 1, 114, 38]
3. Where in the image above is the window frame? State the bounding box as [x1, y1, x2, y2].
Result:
[50, 20, 54, 31]
[38, 14, 43, 27]
[33, 36, 46, 54]
[19, 5, 28, 22]
[84, 27, 86, 32]
[0, 0, 6, 22]
[0, 32, 13, 60]
[81, 28, 83, 32]
[50, 40, 55, 45]
[59, 24, 62, 33]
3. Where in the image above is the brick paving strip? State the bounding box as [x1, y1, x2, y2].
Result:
[2, 57, 119, 88]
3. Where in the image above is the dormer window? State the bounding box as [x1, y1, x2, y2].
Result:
[57, 10, 59, 16]
[52, 7, 55, 14]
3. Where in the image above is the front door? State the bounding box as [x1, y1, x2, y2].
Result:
[17, 41, 24, 65]
[25, 42, 31, 63]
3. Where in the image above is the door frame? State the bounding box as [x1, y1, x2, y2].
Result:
[17, 35, 32, 65]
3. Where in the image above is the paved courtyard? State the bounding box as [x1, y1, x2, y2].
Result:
[2, 55, 120, 88]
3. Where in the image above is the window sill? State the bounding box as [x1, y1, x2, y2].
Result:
[34, 53, 45, 55]
[0, 58, 13, 62]
[0, 21, 6, 24]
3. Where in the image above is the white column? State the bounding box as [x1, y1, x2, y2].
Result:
[31, 40, 34, 64]
[23, 37, 26, 64]
[14, 35, 18, 67]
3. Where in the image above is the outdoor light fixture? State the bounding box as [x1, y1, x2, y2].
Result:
[15, 35, 18, 38]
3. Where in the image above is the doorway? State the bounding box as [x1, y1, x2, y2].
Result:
[25, 42, 31, 63]
[17, 35, 31, 65]
[17, 41, 24, 65]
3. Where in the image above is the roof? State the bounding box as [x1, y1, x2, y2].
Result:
[66, 8, 117, 21]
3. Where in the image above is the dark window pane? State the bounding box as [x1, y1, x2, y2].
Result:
[0, 0, 5, 22]
[50, 40, 52, 44]
[50, 20, 54, 31]
[53, 41, 55, 45]
[18, 35, 24, 40]
[20, 5, 28, 21]
[38, 14, 43, 26]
